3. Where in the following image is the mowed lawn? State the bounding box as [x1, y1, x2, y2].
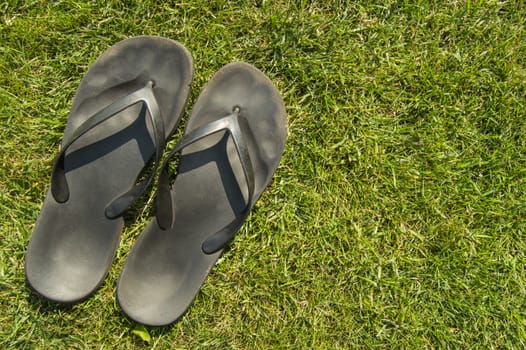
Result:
[1, 1, 525, 348]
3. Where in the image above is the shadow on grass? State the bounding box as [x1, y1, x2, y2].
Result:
[25, 285, 75, 314]
[110, 305, 181, 346]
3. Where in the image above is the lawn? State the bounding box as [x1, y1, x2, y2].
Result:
[1, 0, 525, 348]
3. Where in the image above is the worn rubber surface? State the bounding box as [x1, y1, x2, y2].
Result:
[117, 62, 287, 326]
[25, 36, 193, 303]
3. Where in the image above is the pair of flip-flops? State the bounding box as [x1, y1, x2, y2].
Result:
[25, 36, 287, 326]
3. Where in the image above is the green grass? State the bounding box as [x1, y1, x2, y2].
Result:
[1, 0, 525, 348]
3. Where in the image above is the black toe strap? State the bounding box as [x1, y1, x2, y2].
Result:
[156, 107, 255, 254]
[51, 81, 165, 219]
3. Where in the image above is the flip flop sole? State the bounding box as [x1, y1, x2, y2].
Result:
[117, 62, 287, 326]
[25, 36, 193, 303]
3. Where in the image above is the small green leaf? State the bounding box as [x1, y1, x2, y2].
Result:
[132, 324, 151, 343]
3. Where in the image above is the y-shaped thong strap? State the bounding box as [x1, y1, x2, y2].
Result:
[50, 81, 165, 219]
[155, 107, 255, 254]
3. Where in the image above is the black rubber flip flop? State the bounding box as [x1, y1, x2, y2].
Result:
[25, 36, 193, 303]
[117, 62, 287, 326]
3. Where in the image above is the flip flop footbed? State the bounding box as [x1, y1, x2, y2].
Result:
[117, 62, 287, 326]
[25, 36, 193, 303]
